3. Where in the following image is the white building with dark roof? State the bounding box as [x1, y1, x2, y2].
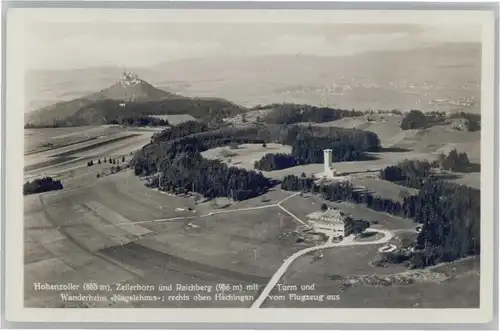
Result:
[307, 208, 352, 238]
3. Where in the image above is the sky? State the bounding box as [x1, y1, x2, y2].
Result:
[21, 21, 481, 70]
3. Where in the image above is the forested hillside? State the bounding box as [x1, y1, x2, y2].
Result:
[26, 97, 246, 127]
[132, 123, 381, 176]
[380, 149, 475, 189]
[262, 103, 363, 124]
[281, 174, 480, 268]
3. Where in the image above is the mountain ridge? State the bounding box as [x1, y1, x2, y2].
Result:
[26, 42, 481, 116]
[25, 72, 245, 126]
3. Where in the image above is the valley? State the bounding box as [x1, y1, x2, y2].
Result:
[21, 39, 481, 310]
[24, 108, 481, 308]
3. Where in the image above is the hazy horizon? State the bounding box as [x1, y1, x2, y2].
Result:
[21, 19, 482, 113]
[24, 22, 481, 71]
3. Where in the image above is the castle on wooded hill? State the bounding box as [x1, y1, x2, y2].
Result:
[119, 70, 141, 87]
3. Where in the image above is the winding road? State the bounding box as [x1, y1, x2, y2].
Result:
[111, 188, 394, 309]
[251, 228, 394, 308]
[131, 189, 395, 309]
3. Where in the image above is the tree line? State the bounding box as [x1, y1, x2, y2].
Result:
[281, 174, 480, 268]
[400, 110, 439, 130]
[253, 126, 380, 171]
[151, 121, 210, 144]
[449, 112, 481, 131]
[380, 160, 433, 189]
[262, 103, 363, 125]
[144, 152, 276, 201]
[87, 156, 126, 167]
[400, 109, 481, 131]
[133, 123, 381, 176]
[24, 177, 63, 195]
[28, 96, 246, 127]
[437, 149, 472, 172]
[106, 116, 169, 127]
[380, 149, 473, 189]
[254, 153, 300, 171]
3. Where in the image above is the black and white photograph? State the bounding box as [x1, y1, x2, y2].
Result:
[2, 5, 496, 325]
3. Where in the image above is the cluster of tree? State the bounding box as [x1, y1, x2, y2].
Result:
[143, 152, 275, 201]
[437, 149, 471, 172]
[106, 116, 169, 127]
[291, 136, 366, 164]
[400, 110, 432, 130]
[151, 121, 210, 143]
[132, 124, 381, 177]
[427, 111, 447, 118]
[87, 156, 126, 167]
[380, 159, 433, 189]
[25, 122, 61, 129]
[24, 120, 82, 128]
[400, 110, 449, 130]
[254, 153, 301, 171]
[367, 109, 403, 115]
[449, 112, 481, 131]
[255, 126, 381, 171]
[110, 165, 123, 173]
[281, 174, 480, 268]
[380, 150, 473, 189]
[263, 104, 363, 125]
[410, 179, 480, 267]
[345, 217, 371, 236]
[281, 174, 316, 192]
[23, 177, 63, 195]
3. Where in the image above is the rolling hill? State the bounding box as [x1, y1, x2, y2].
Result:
[25, 72, 246, 126]
[26, 42, 481, 114]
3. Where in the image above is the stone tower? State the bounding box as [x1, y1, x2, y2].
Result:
[323, 149, 333, 174]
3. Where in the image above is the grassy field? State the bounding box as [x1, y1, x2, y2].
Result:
[302, 114, 408, 148]
[305, 114, 480, 160]
[350, 178, 419, 201]
[24, 126, 130, 155]
[201, 143, 291, 170]
[450, 172, 480, 189]
[24, 127, 155, 181]
[262, 254, 479, 308]
[23, 116, 480, 308]
[150, 114, 197, 125]
[201, 143, 440, 179]
[24, 166, 478, 309]
[24, 169, 314, 308]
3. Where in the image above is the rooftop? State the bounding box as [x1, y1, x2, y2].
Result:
[307, 208, 346, 223]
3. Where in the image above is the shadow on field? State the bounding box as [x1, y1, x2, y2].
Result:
[357, 154, 380, 161]
[433, 173, 462, 180]
[24, 156, 77, 172]
[460, 163, 481, 173]
[378, 147, 413, 153]
[100, 242, 269, 284]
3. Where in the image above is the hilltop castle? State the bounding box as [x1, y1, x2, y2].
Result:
[119, 70, 141, 87]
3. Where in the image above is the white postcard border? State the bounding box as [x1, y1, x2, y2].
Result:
[2, 4, 497, 327]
